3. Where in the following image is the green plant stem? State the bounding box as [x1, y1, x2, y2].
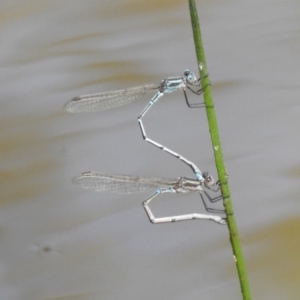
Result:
[188, 1, 252, 299]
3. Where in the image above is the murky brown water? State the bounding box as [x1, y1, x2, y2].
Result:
[1, 1, 300, 299]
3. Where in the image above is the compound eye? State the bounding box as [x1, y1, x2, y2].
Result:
[205, 178, 214, 187]
[206, 176, 212, 183]
[184, 69, 190, 76]
[202, 172, 209, 179]
[203, 172, 215, 186]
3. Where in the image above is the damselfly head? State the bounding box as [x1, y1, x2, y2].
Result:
[202, 172, 215, 187]
[184, 69, 197, 84]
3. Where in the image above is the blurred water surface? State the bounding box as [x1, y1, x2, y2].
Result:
[1, 0, 300, 299]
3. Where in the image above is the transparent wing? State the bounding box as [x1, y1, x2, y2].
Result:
[64, 84, 159, 113]
[73, 171, 177, 194]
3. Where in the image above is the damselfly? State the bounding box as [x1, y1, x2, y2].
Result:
[73, 171, 226, 225]
[64, 69, 205, 113]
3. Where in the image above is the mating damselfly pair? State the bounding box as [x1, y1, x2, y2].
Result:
[64, 69, 226, 225]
